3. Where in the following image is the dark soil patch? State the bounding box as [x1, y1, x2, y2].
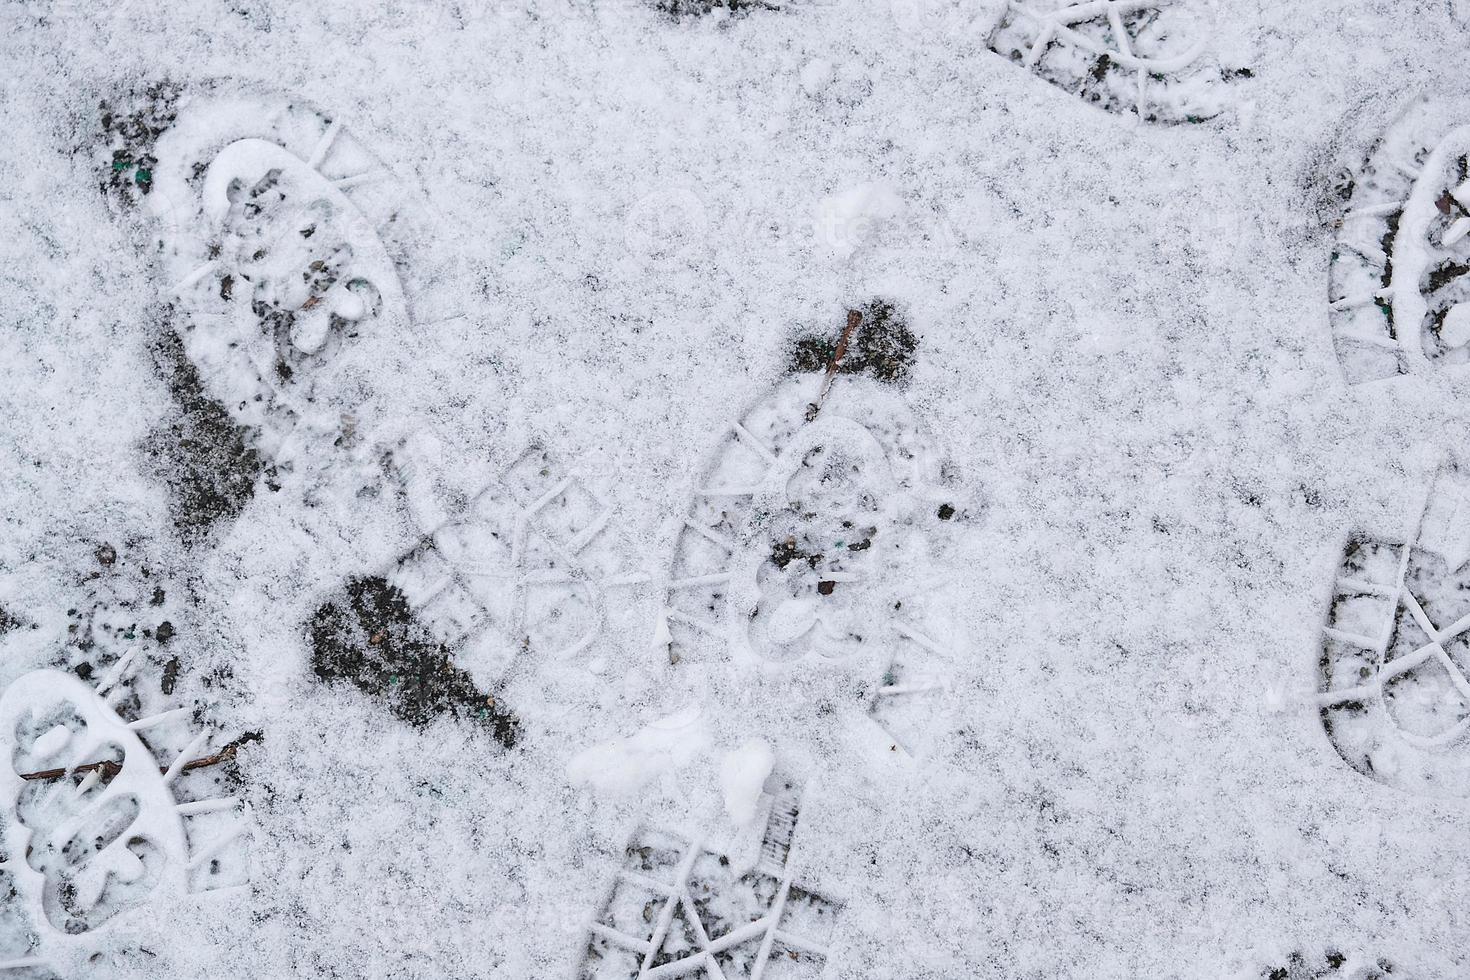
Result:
[1377, 210, 1402, 330]
[96, 81, 180, 210]
[309, 577, 520, 747]
[1264, 951, 1397, 979]
[771, 536, 820, 571]
[657, 0, 777, 17]
[993, 11, 1243, 126]
[99, 91, 263, 543]
[1426, 258, 1470, 293]
[787, 300, 917, 385]
[144, 324, 264, 545]
[161, 655, 181, 695]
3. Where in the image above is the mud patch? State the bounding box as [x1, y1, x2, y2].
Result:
[787, 300, 917, 385]
[309, 576, 520, 747]
[144, 326, 264, 545]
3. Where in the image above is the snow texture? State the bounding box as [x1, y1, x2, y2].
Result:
[0, 0, 1468, 976]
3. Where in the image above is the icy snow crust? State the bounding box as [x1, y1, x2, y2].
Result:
[1, 0, 1469, 976]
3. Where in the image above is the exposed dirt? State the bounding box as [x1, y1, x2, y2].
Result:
[96, 81, 181, 210]
[309, 576, 520, 747]
[1264, 951, 1398, 979]
[787, 300, 918, 385]
[1376, 211, 1402, 329]
[57, 540, 190, 715]
[657, 0, 777, 18]
[770, 536, 821, 572]
[1426, 258, 1470, 293]
[144, 324, 265, 545]
[99, 90, 265, 544]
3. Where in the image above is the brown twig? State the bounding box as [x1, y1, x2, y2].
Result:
[18, 730, 263, 783]
[808, 309, 862, 420]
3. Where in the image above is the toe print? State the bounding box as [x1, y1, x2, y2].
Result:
[1329, 95, 1470, 383]
[0, 666, 251, 973]
[138, 87, 424, 520]
[660, 307, 972, 758]
[1318, 468, 1470, 797]
[987, 0, 1250, 124]
[580, 777, 840, 980]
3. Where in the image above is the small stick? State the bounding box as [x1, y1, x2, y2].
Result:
[807, 309, 863, 420]
[17, 731, 263, 783]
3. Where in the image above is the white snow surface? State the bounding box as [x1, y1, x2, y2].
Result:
[719, 737, 775, 825]
[568, 703, 711, 796]
[0, 0, 1467, 977]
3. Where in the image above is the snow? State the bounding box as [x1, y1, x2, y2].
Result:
[0, 0, 1468, 977]
[719, 737, 775, 825]
[799, 58, 835, 96]
[1443, 303, 1470, 349]
[813, 182, 905, 260]
[567, 703, 711, 797]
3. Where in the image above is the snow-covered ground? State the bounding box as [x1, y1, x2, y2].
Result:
[0, 0, 1467, 976]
